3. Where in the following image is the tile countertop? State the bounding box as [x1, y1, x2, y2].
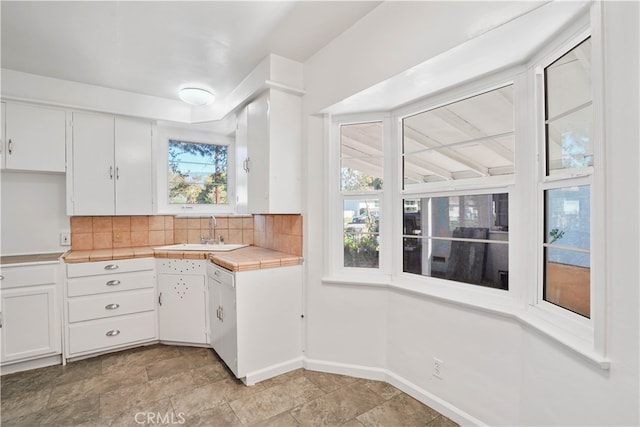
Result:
[62, 246, 302, 272]
[1, 252, 65, 266]
[208, 246, 302, 272]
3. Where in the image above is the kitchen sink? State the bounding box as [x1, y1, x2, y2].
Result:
[154, 243, 249, 252]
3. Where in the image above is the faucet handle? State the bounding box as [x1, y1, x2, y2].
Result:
[218, 235, 224, 244]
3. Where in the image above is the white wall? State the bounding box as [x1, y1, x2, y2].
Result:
[302, 2, 639, 426]
[1, 171, 69, 254]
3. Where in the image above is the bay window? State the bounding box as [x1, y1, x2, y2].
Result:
[401, 85, 514, 289]
[326, 13, 605, 364]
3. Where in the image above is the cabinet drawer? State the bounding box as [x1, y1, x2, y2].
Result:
[67, 271, 154, 297]
[68, 311, 156, 355]
[68, 289, 155, 323]
[1, 264, 59, 289]
[207, 263, 234, 287]
[67, 258, 154, 278]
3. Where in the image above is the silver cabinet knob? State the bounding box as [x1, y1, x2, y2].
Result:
[106, 280, 120, 286]
[105, 303, 120, 310]
[105, 329, 120, 337]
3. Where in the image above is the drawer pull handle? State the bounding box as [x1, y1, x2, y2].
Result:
[105, 303, 120, 310]
[104, 264, 119, 270]
[0, 275, 4, 280]
[214, 270, 221, 276]
[106, 329, 120, 337]
[106, 280, 121, 286]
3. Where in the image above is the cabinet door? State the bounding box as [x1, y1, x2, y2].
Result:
[267, 90, 302, 213]
[71, 112, 115, 215]
[157, 274, 206, 344]
[208, 275, 238, 376]
[0, 285, 61, 363]
[4, 102, 66, 172]
[246, 92, 270, 214]
[1, 102, 5, 168]
[114, 117, 153, 215]
[208, 279, 223, 351]
[218, 279, 238, 375]
[235, 106, 249, 214]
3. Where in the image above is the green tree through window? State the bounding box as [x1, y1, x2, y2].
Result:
[168, 140, 228, 204]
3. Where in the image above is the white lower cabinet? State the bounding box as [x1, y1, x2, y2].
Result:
[0, 262, 62, 365]
[208, 264, 238, 374]
[157, 259, 207, 345]
[207, 262, 302, 384]
[65, 258, 156, 359]
[60, 255, 301, 378]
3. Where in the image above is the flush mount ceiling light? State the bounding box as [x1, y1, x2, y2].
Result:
[178, 87, 215, 106]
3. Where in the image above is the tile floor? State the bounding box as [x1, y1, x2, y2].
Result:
[1, 344, 458, 426]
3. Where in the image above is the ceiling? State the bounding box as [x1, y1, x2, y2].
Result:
[1, 1, 381, 104]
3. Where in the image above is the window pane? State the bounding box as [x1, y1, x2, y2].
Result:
[403, 85, 514, 188]
[544, 186, 590, 251]
[341, 122, 383, 191]
[545, 38, 592, 175]
[168, 140, 228, 204]
[544, 185, 590, 318]
[344, 199, 379, 268]
[403, 195, 508, 289]
[545, 247, 590, 318]
[546, 106, 593, 171]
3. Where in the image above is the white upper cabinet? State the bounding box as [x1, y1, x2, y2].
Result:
[1, 101, 66, 172]
[113, 116, 154, 215]
[69, 112, 153, 215]
[237, 89, 302, 214]
[235, 106, 249, 214]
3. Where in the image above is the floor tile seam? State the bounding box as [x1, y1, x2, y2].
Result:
[186, 364, 233, 382]
[331, 383, 392, 423]
[46, 370, 137, 410]
[98, 395, 172, 422]
[285, 387, 344, 426]
[215, 401, 243, 426]
[0, 381, 52, 408]
[167, 392, 180, 419]
[226, 399, 250, 427]
[97, 382, 153, 419]
[41, 384, 62, 412]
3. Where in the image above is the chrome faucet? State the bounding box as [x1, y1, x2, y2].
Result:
[200, 215, 217, 244]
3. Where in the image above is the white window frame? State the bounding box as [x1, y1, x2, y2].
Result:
[156, 125, 236, 215]
[327, 114, 392, 280]
[528, 22, 605, 353]
[393, 75, 518, 298]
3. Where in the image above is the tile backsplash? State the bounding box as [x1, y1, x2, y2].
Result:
[70, 214, 302, 256]
[253, 214, 302, 256]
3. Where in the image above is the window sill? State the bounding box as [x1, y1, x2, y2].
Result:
[320, 274, 610, 370]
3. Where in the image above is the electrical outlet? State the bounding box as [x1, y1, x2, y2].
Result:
[433, 357, 443, 379]
[60, 232, 71, 246]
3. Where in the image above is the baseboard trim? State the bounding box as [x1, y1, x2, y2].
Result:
[304, 358, 388, 381]
[303, 358, 485, 427]
[1, 354, 62, 375]
[243, 356, 305, 385]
